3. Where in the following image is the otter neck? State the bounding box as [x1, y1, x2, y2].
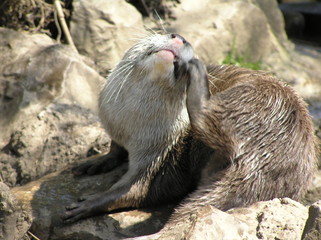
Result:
[100, 74, 190, 153]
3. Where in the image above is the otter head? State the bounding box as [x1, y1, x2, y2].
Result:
[110, 33, 194, 90]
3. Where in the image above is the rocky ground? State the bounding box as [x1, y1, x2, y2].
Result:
[0, 0, 321, 239]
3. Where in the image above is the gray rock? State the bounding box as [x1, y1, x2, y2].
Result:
[253, 0, 288, 42]
[167, 0, 284, 64]
[0, 182, 32, 240]
[302, 200, 321, 240]
[11, 167, 310, 240]
[129, 198, 308, 240]
[70, 0, 145, 74]
[186, 205, 253, 240]
[1, 103, 110, 186]
[165, 0, 321, 103]
[230, 198, 308, 240]
[11, 166, 172, 240]
[0, 28, 108, 186]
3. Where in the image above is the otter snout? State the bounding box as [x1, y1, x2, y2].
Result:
[170, 33, 187, 45]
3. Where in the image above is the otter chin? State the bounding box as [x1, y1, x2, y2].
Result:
[156, 49, 177, 62]
[63, 32, 318, 237]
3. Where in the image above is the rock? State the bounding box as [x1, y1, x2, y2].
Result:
[0, 182, 32, 240]
[187, 205, 252, 240]
[164, 0, 321, 103]
[70, 0, 145, 74]
[229, 198, 308, 240]
[254, 0, 288, 42]
[132, 198, 308, 240]
[1, 103, 110, 186]
[11, 165, 310, 240]
[10, 165, 172, 240]
[0, 28, 108, 186]
[167, 0, 287, 65]
[0, 28, 104, 120]
[302, 200, 321, 240]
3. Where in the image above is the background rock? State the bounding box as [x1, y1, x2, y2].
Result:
[70, 0, 145, 74]
[0, 28, 108, 186]
[167, 1, 278, 64]
[165, 0, 321, 99]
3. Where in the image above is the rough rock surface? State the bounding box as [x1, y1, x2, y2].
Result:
[1, 103, 109, 186]
[70, 0, 145, 74]
[302, 200, 321, 240]
[0, 182, 32, 240]
[0, 28, 108, 187]
[165, 0, 321, 99]
[168, 0, 281, 64]
[11, 165, 173, 240]
[11, 171, 309, 240]
[138, 198, 308, 240]
[229, 198, 308, 240]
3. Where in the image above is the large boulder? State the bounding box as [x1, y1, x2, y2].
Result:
[0, 28, 108, 186]
[165, 0, 321, 101]
[70, 0, 145, 74]
[167, 0, 287, 65]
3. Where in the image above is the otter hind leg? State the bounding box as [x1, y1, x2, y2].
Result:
[72, 141, 128, 176]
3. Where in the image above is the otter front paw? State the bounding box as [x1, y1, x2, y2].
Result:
[174, 58, 208, 89]
[63, 195, 103, 223]
[185, 59, 210, 110]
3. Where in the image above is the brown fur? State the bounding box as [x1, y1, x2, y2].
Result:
[172, 63, 318, 220]
[64, 34, 318, 231]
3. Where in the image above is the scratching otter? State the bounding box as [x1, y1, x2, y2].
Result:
[63, 33, 318, 228]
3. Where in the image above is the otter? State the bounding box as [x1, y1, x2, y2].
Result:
[63, 33, 318, 230]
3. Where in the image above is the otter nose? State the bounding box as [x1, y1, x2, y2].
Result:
[170, 33, 187, 45]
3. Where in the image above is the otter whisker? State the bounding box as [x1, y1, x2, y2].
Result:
[106, 64, 133, 102]
[102, 63, 133, 102]
[114, 67, 134, 102]
[144, 25, 158, 36]
[105, 67, 134, 103]
[153, 10, 167, 34]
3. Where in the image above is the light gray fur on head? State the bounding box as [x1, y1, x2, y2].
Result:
[98, 33, 194, 155]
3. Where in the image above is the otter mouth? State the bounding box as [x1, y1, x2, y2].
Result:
[157, 49, 179, 63]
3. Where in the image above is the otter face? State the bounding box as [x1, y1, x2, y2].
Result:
[122, 33, 194, 85]
[103, 33, 194, 105]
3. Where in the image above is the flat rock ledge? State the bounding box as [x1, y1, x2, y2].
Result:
[4, 165, 319, 240]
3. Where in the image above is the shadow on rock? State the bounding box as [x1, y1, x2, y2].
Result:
[11, 160, 173, 240]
